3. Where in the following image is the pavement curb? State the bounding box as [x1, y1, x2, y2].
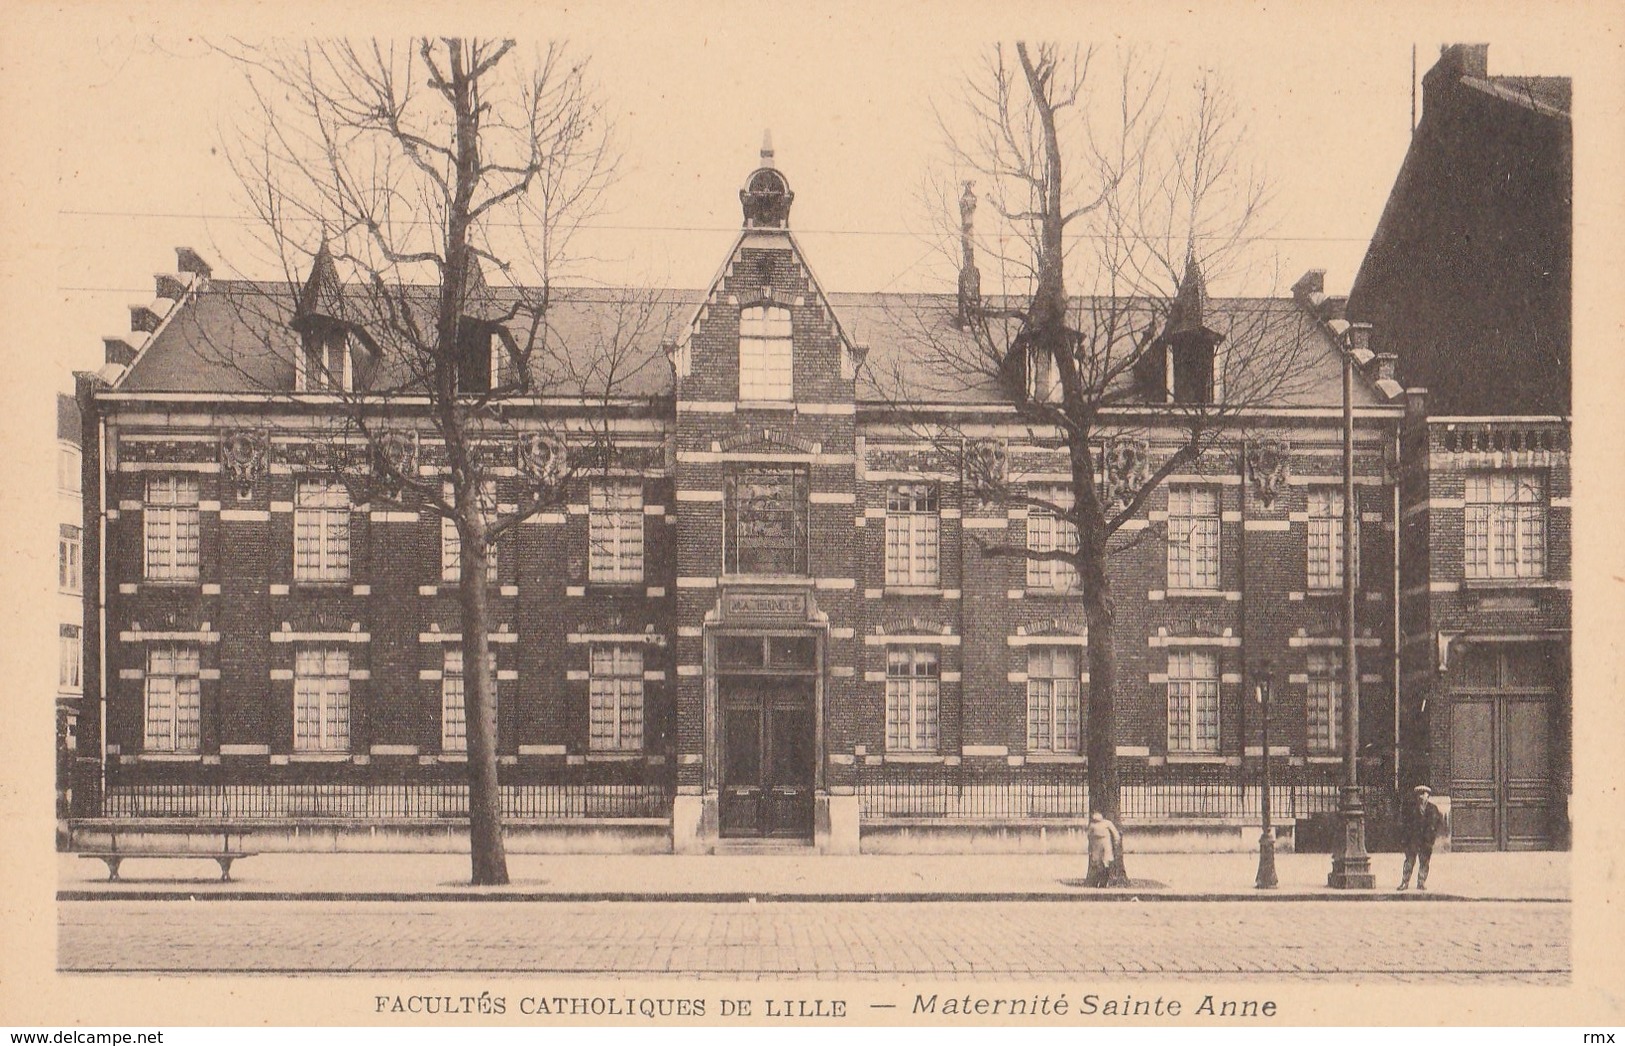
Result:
[56, 888, 1569, 903]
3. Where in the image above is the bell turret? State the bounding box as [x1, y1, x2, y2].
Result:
[740, 130, 794, 229]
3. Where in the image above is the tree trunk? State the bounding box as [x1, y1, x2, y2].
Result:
[459, 529, 509, 885]
[1084, 580, 1130, 886]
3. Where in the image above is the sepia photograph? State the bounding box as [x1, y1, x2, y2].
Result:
[2, 0, 1620, 1033]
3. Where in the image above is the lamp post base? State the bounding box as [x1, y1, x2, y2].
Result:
[1327, 786, 1376, 889]
[1255, 829, 1279, 889]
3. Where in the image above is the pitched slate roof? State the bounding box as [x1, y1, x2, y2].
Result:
[117, 279, 1375, 408]
[118, 281, 696, 400]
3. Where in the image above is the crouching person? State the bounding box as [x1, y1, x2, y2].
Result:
[1086, 811, 1122, 888]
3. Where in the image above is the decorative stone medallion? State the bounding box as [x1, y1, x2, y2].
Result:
[219, 428, 268, 500]
[517, 432, 568, 491]
[1246, 436, 1291, 507]
[1101, 437, 1150, 509]
[964, 439, 1007, 506]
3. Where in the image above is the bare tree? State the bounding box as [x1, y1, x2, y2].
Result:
[875, 43, 1317, 884]
[204, 38, 659, 884]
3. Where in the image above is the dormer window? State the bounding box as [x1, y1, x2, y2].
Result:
[292, 242, 369, 393]
[299, 330, 352, 392]
[1170, 342, 1215, 405]
[1025, 345, 1062, 403]
[455, 319, 493, 395]
[739, 304, 792, 400]
[1153, 252, 1223, 406]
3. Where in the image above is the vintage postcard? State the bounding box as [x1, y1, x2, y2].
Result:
[1, 0, 1621, 1032]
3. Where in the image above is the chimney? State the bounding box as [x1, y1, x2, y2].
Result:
[1372, 352, 1398, 383]
[155, 274, 188, 301]
[1420, 44, 1489, 125]
[1346, 321, 1373, 355]
[176, 247, 212, 279]
[103, 336, 139, 366]
[1345, 321, 1375, 368]
[129, 304, 163, 334]
[956, 181, 981, 327]
[1436, 43, 1489, 80]
[1405, 387, 1430, 424]
[1291, 270, 1326, 309]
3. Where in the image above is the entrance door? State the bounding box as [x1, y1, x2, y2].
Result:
[720, 680, 815, 838]
[1447, 645, 1558, 851]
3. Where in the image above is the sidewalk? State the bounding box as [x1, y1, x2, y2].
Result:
[58, 848, 1569, 902]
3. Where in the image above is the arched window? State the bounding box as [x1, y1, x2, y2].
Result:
[739, 304, 792, 400]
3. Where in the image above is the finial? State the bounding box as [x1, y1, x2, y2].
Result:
[761, 129, 775, 167]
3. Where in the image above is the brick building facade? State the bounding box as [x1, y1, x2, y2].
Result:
[1355, 45, 1573, 851]
[74, 146, 1415, 854]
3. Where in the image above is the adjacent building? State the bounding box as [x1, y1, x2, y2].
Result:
[72, 145, 1413, 854]
[1350, 43, 1572, 850]
[57, 393, 85, 819]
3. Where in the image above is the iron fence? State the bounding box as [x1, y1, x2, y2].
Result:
[99, 781, 673, 820]
[856, 760, 1390, 823]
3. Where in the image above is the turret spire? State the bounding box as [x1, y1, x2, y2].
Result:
[957, 181, 981, 327]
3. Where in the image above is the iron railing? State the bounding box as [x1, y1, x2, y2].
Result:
[99, 781, 673, 820]
[856, 760, 1390, 823]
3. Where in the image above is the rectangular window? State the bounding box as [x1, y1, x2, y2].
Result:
[1306, 488, 1354, 589]
[295, 479, 350, 582]
[589, 482, 645, 583]
[1306, 650, 1343, 754]
[1465, 471, 1547, 579]
[1026, 647, 1081, 754]
[442, 647, 498, 753]
[143, 645, 199, 752]
[1026, 485, 1080, 592]
[1167, 650, 1220, 754]
[589, 645, 644, 752]
[738, 304, 793, 400]
[300, 333, 351, 392]
[59, 624, 83, 691]
[441, 480, 498, 582]
[294, 647, 350, 752]
[59, 446, 81, 495]
[725, 467, 808, 575]
[884, 483, 940, 586]
[885, 647, 940, 752]
[144, 475, 201, 581]
[1167, 486, 1220, 590]
[60, 523, 82, 593]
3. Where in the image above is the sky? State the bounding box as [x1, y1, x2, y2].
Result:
[1, 3, 1621, 941]
[16, 5, 1605, 393]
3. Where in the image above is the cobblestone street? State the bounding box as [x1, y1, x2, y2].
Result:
[59, 899, 1569, 982]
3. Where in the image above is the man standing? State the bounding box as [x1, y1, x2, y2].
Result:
[1085, 811, 1122, 888]
[1398, 784, 1447, 890]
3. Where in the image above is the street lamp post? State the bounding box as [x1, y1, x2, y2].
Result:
[1328, 330, 1375, 889]
[1255, 659, 1278, 889]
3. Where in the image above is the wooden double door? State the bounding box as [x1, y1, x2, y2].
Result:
[1446, 644, 1563, 851]
[719, 678, 816, 839]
